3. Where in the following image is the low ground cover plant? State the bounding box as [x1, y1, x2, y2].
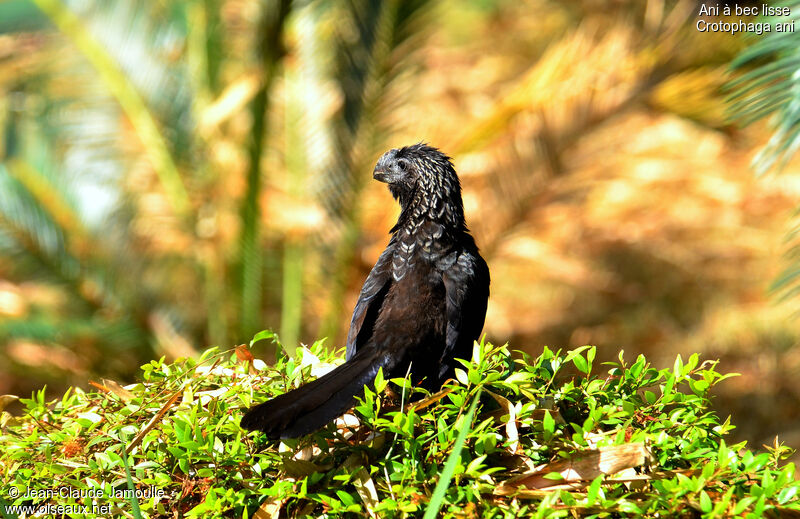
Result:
[1, 334, 798, 517]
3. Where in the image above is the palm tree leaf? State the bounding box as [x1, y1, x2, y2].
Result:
[727, 3, 800, 175]
[312, 0, 435, 338]
[727, 2, 800, 305]
[30, 0, 190, 215]
[238, 0, 293, 338]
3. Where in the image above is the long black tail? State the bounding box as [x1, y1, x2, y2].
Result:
[240, 349, 391, 439]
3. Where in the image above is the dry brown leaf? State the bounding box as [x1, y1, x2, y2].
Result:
[126, 388, 183, 454]
[495, 443, 649, 494]
[1, 412, 20, 429]
[495, 488, 566, 499]
[485, 390, 519, 453]
[344, 453, 379, 518]
[501, 468, 701, 496]
[102, 379, 135, 402]
[290, 444, 321, 462]
[281, 458, 332, 479]
[89, 380, 109, 393]
[253, 494, 287, 519]
[0, 395, 21, 429]
[234, 344, 259, 375]
[408, 386, 454, 412]
[0, 394, 19, 414]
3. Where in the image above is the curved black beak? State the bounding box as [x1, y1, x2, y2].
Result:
[373, 149, 401, 183]
[373, 165, 392, 183]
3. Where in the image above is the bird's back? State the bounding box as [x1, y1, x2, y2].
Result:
[365, 256, 448, 386]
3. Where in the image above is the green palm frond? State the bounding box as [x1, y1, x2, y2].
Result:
[31, 0, 191, 216]
[727, 3, 800, 175]
[317, 0, 433, 225]
[0, 113, 155, 361]
[726, 3, 800, 305]
[238, 0, 293, 339]
[0, 193, 150, 362]
[0, 163, 79, 287]
[314, 0, 435, 338]
[13, 0, 226, 345]
[0, 154, 151, 342]
[0, 315, 147, 354]
[770, 209, 800, 303]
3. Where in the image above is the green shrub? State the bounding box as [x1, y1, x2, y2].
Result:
[1, 335, 797, 518]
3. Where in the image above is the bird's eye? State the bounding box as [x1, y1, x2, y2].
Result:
[397, 159, 409, 171]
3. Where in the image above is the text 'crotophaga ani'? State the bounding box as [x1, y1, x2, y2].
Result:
[240, 143, 490, 439]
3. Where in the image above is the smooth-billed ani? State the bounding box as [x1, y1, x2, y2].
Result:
[240, 143, 490, 439]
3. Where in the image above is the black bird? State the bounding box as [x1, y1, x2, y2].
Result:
[240, 143, 490, 439]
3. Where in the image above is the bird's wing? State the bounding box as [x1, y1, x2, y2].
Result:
[440, 247, 490, 378]
[345, 237, 395, 359]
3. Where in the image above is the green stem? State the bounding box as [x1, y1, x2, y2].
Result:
[280, 242, 303, 352]
[239, 0, 292, 339]
[240, 85, 266, 339]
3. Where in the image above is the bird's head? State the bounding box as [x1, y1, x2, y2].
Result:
[373, 144, 464, 224]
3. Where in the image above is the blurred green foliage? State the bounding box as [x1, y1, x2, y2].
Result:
[0, 0, 442, 388]
[727, 1, 800, 304]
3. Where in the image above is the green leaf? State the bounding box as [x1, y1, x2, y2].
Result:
[572, 353, 588, 374]
[732, 496, 757, 515]
[423, 388, 482, 519]
[4, 342, 794, 517]
[455, 368, 470, 386]
[543, 409, 555, 434]
[374, 367, 387, 393]
[674, 354, 684, 378]
[250, 329, 278, 348]
[778, 485, 799, 504]
[586, 475, 603, 505]
[120, 442, 144, 519]
[700, 490, 712, 513]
